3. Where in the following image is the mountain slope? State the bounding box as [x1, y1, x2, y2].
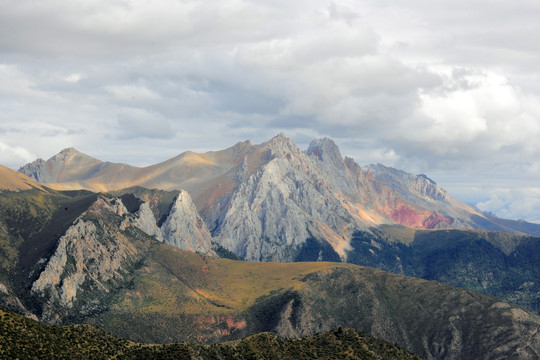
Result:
[0, 164, 46, 192]
[0, 308, 422, 360]
[1, 188, 539, 359]
[347, 227, 540, 315]
[84, 243, 540, 359]
[13, 138, 540, 315]
[19, 141, 254, 196]
[21, 134, 518, 261]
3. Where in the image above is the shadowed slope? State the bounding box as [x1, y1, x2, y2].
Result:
[0, 308, 421, 360]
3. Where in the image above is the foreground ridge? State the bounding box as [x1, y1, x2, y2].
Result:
[0, 308, 421, 360]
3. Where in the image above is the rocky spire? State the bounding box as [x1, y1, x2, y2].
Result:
[160, 190, 215, 255]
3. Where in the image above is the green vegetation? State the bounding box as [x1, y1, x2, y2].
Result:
[0, 308, 133, 359]
[90, 243, 352, 343]
[0, 188, 59, 285]
[0, 308, 421, 360]
[347, 228, 540, 314]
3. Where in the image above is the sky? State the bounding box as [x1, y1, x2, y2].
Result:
[0, 0, 539, 223]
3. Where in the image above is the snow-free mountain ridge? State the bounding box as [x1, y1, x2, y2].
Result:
[18, 134, 540, 261]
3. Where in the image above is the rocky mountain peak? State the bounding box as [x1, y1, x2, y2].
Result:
[19, 147, 101, 184]
[59, 147, 81, 155]
[49, 147, 91, 165]
[229, 140, 253, 153]
[306, 137, 344, 169]
[160, 190, 215, 255]
[256, 133, 304, 163]
[266, 133, 297, 150]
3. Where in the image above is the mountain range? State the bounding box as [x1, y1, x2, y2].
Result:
[0, 187, 538, 359]
[1, 134, 540, 359]
[15, 135, 540, 313]
[19, 134, 540, 260]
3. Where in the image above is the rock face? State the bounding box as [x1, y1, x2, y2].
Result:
[160, 190, 214, 254]
[30, 196, 146, 322]
[121, 202, 163, 242]
[28, 192, 215, 322]
[209, 134, 359, 261]
[119, 190, 215, 255]
[18, 134, 540, 262]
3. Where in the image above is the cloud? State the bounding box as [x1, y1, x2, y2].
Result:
[477, 188, 540, 224]
[0, 141, 35, 169]
[1, 0, 540, 221]
[384, 70, 540, 171]
[117, 109, 174, 139]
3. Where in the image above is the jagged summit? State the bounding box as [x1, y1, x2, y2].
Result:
[16, 133, 539, 262]
[306, 137, 344, 170]
[262, 133, 300, 155]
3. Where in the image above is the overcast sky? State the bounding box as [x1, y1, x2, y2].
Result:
[1, 0, 539, 223]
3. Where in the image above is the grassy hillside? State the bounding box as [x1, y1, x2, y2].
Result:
[84, 245, 540, 359]
[0, 308, 421, 360]
[0, 189, 59, 285]
[89, 245, 351, 343]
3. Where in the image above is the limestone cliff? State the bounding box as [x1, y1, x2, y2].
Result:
[210, 134, 358, 261]
[161, 190, 214, 255]
[29, 195, 150, 322]
[121, 202, 163, 241]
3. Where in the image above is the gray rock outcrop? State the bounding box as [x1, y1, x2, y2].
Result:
[161, 190, 214, 255]
[29, 192, 215, 322]
[121, 202, 163, 242]
[30, 196, 141, 322]
[210, 134, 359, 261]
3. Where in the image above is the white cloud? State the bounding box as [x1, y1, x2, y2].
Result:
[106, 85, 160, 102]
[0, 141, 35, 169]
[117, 108, 174, 139]
[477, 188, 540, 224]
[63, 73, 83, 83]
[0, 0, 540, 221]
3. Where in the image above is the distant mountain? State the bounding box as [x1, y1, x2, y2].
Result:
[4, 136, 540, 359]
[19, 134, 540, 261]
[1, 187, 540, 359]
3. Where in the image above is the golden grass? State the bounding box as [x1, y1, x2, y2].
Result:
[116, 245, 353, 316]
